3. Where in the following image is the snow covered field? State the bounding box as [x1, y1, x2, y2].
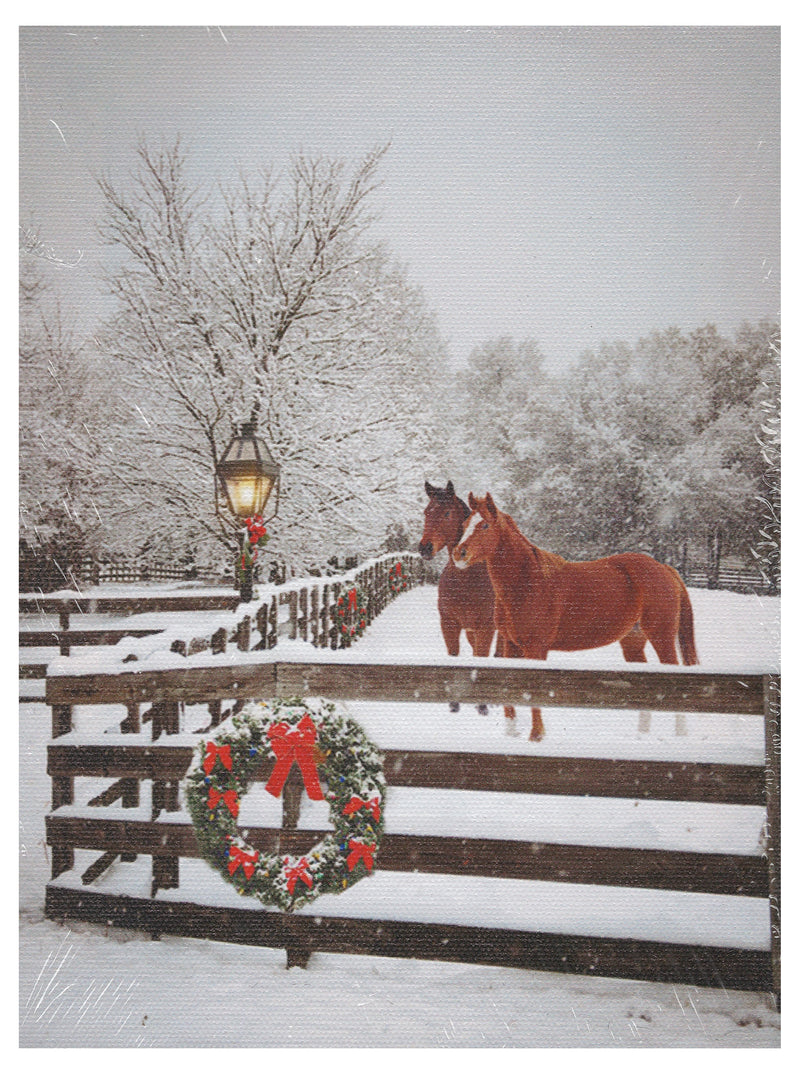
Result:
[19, 583, 780, 1048]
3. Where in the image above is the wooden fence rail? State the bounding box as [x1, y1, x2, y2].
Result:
[20, 552, 426, 661]
[42, 655, 779, 1000]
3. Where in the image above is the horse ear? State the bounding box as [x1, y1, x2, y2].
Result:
[425, 481, 435, 498]
[468, 492, 478, 511]
[445, 480, 454, 496]
[485, 492, 498, 519]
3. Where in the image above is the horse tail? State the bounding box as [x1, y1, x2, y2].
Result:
[674, 572, 699, 666]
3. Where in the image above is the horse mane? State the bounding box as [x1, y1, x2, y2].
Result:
[498, 509, 566, 580]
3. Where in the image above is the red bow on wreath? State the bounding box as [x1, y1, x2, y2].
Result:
[208, 786, 239, 818]
[228, 844, 259, 879]
[284, 856, 314, 895]
[264, 715, 324, 800]
[348, 587, 358, 612]
[342, 795, 381, 822]
[203, 742, 233, 775]
[346, 839, 376, 872]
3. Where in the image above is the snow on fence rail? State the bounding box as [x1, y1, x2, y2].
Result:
[20, 553, 426, 662]
[42, 651, 780, 1000]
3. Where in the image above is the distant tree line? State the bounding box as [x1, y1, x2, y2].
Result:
[19, 140, 779, 593]
[452, 324, 779, 589]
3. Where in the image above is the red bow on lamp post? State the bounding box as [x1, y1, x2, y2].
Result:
[264, 715, 324, 801]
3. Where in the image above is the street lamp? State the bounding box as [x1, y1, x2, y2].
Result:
[216, 422, 281, 602]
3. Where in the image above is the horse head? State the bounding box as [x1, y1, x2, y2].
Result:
[419, 480, 470, 559]
[452, 492, 502, 570]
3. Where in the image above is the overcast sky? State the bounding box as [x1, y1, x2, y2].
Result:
[19, 24, 779, 369]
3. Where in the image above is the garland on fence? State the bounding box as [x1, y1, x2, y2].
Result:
[389, 561, 411, 594]
[336, 585, 369, 639]
[185, 698, 385, 911]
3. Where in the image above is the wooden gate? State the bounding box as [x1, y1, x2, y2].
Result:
[43, 658, 779, 998]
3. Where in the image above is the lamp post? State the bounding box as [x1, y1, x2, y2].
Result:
[216, 422, 281, 603]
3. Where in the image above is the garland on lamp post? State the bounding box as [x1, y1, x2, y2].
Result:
[235, 515, 269, 594]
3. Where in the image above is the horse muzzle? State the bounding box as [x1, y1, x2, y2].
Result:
[452, 544, 470, 569]
[418, 541, 434, 560]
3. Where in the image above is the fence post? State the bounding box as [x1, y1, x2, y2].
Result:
[280, 765, 311, 968]
[320, 584, 330, 649]
[254, 603, 269, 651]
[120, 702, 140, 862]
[330, 583, 341, 650]
[236, 614, 251, 652]
[49, 702, 74, 878]
[763, 673, 781, 1008]
[150, 699, 181, 897]
[298, 588, 308, 642]
[310, 585, 319, 647]
[288, 591, 299, 641]
[268, 594, 278, 649]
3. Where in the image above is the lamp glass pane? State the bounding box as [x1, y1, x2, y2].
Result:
[224, 473, 275, 517]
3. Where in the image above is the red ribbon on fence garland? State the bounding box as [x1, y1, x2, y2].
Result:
[264, 715, 324, 800]
[342, 795, 381, 822]
[284, 856, 314, 895]
[208, 787, 240, 818]
[227, 844, 259, 880]
[203, 742, 233, 775]
[346, 839, 376, 872]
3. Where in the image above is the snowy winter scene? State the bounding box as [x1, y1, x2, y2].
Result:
[19, 24, 779, 1053]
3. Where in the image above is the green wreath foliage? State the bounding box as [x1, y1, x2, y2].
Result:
[388, 561, 411, 594]
[336, 585, 369, 639]
[185, 698, 386, 910]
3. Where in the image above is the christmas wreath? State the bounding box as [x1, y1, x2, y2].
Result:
[185, 698, 385, 911]
[389, 561, 411, 594]
[336, 585, 369, 640]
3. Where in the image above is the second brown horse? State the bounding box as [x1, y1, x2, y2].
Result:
[419, 481, 545, 740]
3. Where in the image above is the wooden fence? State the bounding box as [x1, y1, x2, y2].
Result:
[685, 566, 779, 595]
[20, 552, 424, 662]
[42, 653, 780, 1000]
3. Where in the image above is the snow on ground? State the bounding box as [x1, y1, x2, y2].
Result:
[19, 584, 780, 1048]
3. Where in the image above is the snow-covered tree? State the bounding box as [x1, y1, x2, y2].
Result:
[453, 337, 549, 501]
[94, 139, 452, 571]
[19, 247, 115, 588]
[454, 322, 779, 576]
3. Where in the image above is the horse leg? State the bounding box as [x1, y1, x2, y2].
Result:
[644, 628, 679, 665]
[619, 624, 647, 663]
[473, 627, 496, 714]
[499, 638, 545, 741]
[529, 708, 545, 742]
[441, 618, 462, 711]
[620, 625, 652, 734]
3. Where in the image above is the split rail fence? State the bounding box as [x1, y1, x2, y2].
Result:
[20, 553, 425, 697]
[43, 653, 780, 1000]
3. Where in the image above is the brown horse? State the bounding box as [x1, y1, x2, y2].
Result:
[453, 492, 698, 667]
[419, 481, 545, 739]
